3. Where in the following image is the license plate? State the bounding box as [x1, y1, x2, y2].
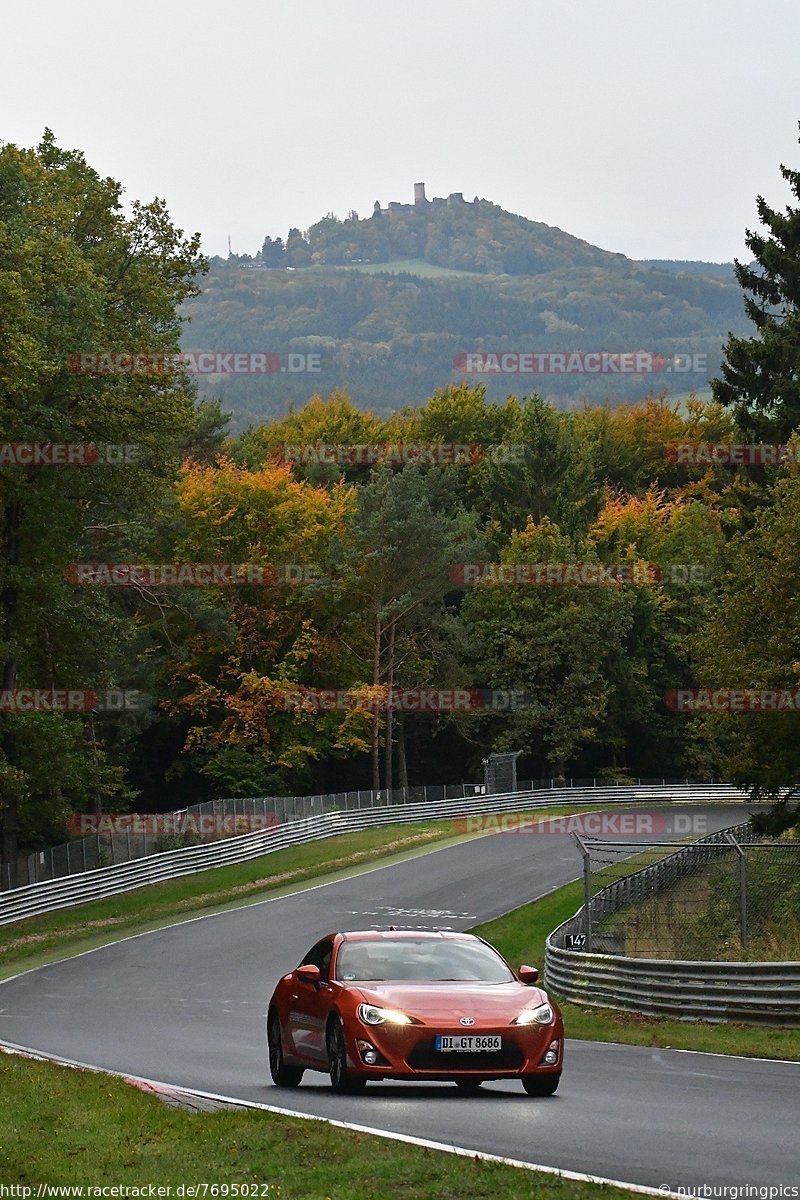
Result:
[435, 1035, 502, 1052]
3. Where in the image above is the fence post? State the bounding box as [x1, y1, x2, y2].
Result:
[726, 832, 748, 952]
[739, 848, 748, 952]
[573, 833, 592, 952]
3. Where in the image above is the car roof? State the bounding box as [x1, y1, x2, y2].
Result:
[337, 930, 480, 942]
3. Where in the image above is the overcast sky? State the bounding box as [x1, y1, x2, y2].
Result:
[3, 0, 799, 262]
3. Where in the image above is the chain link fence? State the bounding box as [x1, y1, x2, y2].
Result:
[570, 825, 800, 960]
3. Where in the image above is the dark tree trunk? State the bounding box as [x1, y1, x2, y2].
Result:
[384, 620, 396, 793]
[371, 613, 381, 790]
[1, 499, 22, 877]
[396, 711, 408, 789]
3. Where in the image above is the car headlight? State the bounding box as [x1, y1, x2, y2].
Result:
[514, 1002, 555, 1026]
[357, 1003, 413, 1026]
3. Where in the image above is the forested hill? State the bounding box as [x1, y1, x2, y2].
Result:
[181, 192, 750, 428]
[259, 195, 630, 274]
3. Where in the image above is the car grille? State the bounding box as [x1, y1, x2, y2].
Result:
[407, 1039, 524, 1071]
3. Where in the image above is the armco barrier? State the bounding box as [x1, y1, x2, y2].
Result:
[0, 783, 747, 926]
[544, 952, 800, 1024]
[544, 820, 800, 1026]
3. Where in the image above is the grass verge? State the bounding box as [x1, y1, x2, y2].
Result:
[0, 1052, 639, 1197]
[473, 883, 800, 1061]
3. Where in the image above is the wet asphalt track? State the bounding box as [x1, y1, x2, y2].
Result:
[1, 804, 798, 1190]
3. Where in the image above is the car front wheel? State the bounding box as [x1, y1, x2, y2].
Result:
[327, 1017, 367, 1094]
[268, 1012, 303, 1087]
[521, 1073, 560, 1096]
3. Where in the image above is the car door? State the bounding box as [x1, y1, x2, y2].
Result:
[288, 937, 334, 1063]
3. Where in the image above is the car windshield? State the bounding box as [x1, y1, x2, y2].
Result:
[334, 938, 515, 982]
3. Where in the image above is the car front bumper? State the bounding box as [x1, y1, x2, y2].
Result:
[345, 1017, 564, 1080]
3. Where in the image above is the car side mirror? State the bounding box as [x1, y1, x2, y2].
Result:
[518, 964, 539, 985]
[296, 964, 322, 987]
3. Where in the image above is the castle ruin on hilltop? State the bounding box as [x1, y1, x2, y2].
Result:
[373, 182, 480, 216]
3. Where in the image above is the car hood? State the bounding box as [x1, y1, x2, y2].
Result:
[352, 981, 549, 1023]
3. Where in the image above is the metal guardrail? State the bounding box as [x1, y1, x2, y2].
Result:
[545, 952, 800, 1024]
[544, 820, 800, 1026]
[0, 783, 746, 926]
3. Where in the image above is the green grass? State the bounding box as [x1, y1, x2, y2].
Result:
[0, 1053, 642, 1197]
[337, 258, 484, 279]
[473, 883, 800, 1061]
[0, 807, 584, 980]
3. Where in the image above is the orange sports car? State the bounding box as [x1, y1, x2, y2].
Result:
[267, 929, 563, 1094]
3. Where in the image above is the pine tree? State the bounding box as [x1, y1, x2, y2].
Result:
[712, 128, 800, 440]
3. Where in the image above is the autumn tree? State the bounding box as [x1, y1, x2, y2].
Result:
[462, 518, 637, 779]
[160, 458, 361, 794]
[329, 465, 481, 789]
[235, 391, 388, 484]
[693, 467, 800, 824]
[589, 489, 727, 775]
[0, 132, 206, 870]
